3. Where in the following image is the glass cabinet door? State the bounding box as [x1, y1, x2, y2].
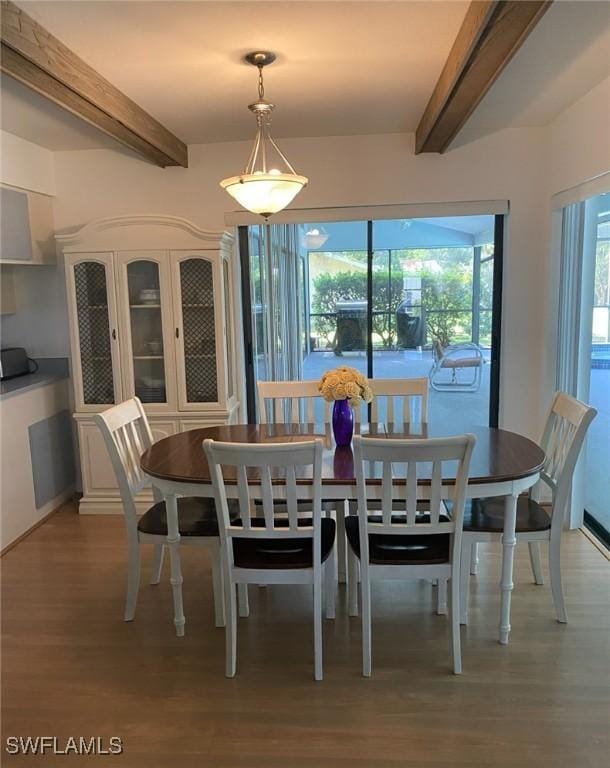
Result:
[176, 255, 219, 405]
[125, 260, 168, 404]
[72, 259, 118, 406]
[116, 252, 176, 409]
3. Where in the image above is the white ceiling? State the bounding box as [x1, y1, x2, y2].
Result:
[3, 1, 610, 153]
[8, 0, 469, 148]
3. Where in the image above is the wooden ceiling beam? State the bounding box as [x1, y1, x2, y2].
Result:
[0, 1, 187, 167]
[415, 0, 553, 154]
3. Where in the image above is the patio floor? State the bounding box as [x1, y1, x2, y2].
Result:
[301, 348, 491, 431]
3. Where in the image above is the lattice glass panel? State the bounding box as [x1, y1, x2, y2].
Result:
[180, 258, 218, 402]
[74, 262, 115, 404]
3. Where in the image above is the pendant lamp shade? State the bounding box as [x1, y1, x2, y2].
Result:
[221, 172, 308, 218]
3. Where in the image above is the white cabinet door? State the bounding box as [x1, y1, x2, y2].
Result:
[78, 421, 119, 497]
[66, 253, 122, 411]
[115, 251, 178, 411]
[170, 250, 226, 412]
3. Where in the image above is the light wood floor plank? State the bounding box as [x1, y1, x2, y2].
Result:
[1, 505, 609, 766]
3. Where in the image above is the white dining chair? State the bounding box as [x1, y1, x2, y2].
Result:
[349, 433, 475, 676]
[460, 391, 597, 625]
[354, 376, 429, 426]
[257, 378, 340, 572]
[203, 438, 335, 681]
[347, 377, 431, 587]
[95, 397, 229, 628]
[257, 379, 331, 425]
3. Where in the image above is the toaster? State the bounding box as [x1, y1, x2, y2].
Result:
[0, 347, 36, 380]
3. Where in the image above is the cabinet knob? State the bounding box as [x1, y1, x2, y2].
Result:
[112, 329, 117, 340]
[175, 328, 180, 339]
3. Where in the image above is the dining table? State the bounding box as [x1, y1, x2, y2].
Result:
[140, 422, 546, 645]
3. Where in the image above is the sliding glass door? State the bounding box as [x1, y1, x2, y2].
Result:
[583, 193, 610, 544]
[240, 214, 503, 428]
[369, 216, 498, 429]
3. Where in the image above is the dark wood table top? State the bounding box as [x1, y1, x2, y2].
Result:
[140, 423, 546, 487]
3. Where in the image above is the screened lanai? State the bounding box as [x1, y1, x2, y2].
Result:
[247, 214, 500, 430]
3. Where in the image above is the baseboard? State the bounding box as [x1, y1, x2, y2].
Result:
[77, 495, 154, 515]
[580, 526, 610, 561]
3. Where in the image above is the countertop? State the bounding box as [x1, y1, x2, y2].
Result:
[0, 358, 69, 399]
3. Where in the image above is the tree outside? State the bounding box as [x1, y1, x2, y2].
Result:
[309, 246, 493, 350]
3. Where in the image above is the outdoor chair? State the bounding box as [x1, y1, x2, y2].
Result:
[429, 338, 484, 392]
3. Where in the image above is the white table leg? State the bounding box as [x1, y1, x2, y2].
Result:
[499, 493, 518, 645]
[164, 492, 185, 637]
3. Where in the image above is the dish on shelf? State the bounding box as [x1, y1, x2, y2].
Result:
[145, 340, 163, 355]
[138, 387, 166, 403]
[139, 376, 165, 388]
[138, 288, 160, 303]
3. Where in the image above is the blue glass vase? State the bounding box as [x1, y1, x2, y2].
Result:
[332, 398, 353, 447]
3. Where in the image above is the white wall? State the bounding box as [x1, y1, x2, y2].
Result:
[52, 127, 547, 439]
[540, 76, 610, 410]
[0, 130, 55, 196]
[545, 77, 610, 199]
[0, 131, 69, 358]
[0, 266, 69, 357]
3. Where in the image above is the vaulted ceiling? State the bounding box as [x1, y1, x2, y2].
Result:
[2, 0, 609, 152]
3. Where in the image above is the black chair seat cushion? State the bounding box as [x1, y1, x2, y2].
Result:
[345, 514, 450, 565]
[232, 517, 336, 570]
[138, 497, 237, 538]
[462, 496, 551, 533]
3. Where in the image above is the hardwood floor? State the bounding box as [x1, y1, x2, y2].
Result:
[2, 503, 609, 767]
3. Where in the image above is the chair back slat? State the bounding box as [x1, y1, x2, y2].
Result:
[306, 396, 314, 423]
[430, 461, 443, 525]
[406, 461, 418, 525]
[382, 462, 393, 526]
[362, 378, 428, 426]
[257, 380, 330, 425]
[538, 392, 597, 518]
[236, 465, 252, 531]
[285, 465, 299, 530]
[260, 465, 276, 529]
[94, 398, 154, 520]
[203, 440, 324, 568]
[353, 434, 475, 541]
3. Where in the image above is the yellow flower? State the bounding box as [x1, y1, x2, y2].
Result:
[318, 366, 374, 405]
[334, 382, 348, 400]
[345, 381, 360, 399]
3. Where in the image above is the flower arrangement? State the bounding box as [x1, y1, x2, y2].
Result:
[318, 366, 373, 408]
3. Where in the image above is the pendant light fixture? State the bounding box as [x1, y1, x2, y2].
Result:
[220, 51, 308, 219]
[302, 226, 330, 249]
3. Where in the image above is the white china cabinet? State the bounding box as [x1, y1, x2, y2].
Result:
[58, 216, 242, 514]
